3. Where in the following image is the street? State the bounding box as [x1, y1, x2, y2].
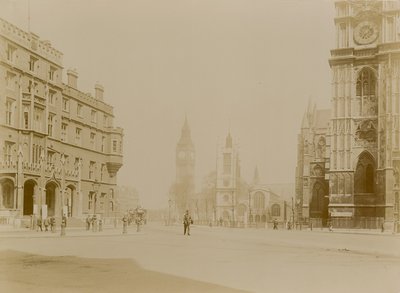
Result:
[0, 223, 399, 293]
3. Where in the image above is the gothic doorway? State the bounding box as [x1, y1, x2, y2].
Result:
[23, 180, 36, 215]
[354, 152, 377, 218]
[46, 182, 58, 217]
[309, 182, 329, 226]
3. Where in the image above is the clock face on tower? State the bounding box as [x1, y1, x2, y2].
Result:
[354, 21, 379, 45]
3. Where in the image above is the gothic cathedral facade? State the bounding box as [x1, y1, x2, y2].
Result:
[296, 1, 400, 230]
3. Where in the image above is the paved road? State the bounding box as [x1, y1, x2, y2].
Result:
[0, 223, 399, 293]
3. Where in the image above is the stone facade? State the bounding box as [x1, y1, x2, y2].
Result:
[0, 18, 123, 225]
[296, 0, 400, 230]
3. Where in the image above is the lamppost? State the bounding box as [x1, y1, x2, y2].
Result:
[248, 191, 252, 228]
[296, 198, 302, 230]
[168, 199, 172, 226]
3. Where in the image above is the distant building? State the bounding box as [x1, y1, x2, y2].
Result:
[171, 117, 195, 218]
[0, 18, 123, 224]
[296, 1, 400, 230]
[215, 132, 241, 226]
[117, 186, 140, 213]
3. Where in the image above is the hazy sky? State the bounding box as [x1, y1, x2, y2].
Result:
[1, 0, 335, 208]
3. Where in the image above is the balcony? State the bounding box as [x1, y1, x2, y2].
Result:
[106, 154, 123, 178]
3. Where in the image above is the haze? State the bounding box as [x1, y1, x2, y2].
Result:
[0, 0, 335, 209]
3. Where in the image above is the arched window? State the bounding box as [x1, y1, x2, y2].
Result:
[271, 204, 280, 217]
[356, 68, 377, 117]
[253, 192, 265, 210]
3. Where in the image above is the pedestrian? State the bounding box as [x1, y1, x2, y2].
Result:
[273, 219, 278, 230]
[44, 217, 49, 232]
[60, 215, 67, 237]
[183, 210, 192, 236]
[122, 214, 128, 234]
[92, 215, 97, 232]
[50, 217, 56, 233]
[36, 216, 43, 232]
[86, 215, 91, 231]
[98, 218, 103, 232]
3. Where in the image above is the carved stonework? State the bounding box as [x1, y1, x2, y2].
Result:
[311, 164, 324, 177]
[355, 119, 377, 143]
[316, 137, 326, 159]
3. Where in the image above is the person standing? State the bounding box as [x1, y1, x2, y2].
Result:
[86, 215, 91, 231]
[183, 210, 192, 236]
[43, 217, 49, 232]
[122, 214, 128, 234]
[36, 217, 43, 232]
[273, 219, 278, 230]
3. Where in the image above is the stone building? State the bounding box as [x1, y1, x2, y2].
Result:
[0, 18, 123, 225]
[296, 0, 400, 230]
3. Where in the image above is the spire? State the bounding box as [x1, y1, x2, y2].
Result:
[225, 132, 232, 148]
[178, 116, 194, 147]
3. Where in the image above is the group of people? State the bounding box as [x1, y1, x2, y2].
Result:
[35, 216, 56, 232]
[85, 215, 103, 232]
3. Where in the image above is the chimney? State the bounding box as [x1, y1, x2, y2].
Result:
[94, 83, 104, 101]
[67, 69, 78, 88]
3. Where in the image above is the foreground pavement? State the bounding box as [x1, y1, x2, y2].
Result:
[0, 223, 399, 293]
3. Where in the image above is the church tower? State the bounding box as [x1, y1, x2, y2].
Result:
[174, 117, 195, 216]
[329, 0, 400, 229]
[215, 132, 240, 226]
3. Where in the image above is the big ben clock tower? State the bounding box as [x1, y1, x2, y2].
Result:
[174, 117, 195, 216]
[328, 0, 400, 230]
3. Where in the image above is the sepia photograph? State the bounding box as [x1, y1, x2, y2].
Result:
[0, 0, 399, 292]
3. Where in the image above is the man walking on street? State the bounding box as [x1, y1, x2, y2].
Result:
[183, 210, 192, 236]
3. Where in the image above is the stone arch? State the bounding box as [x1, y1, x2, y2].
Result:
[310, 181, 329, 226]
[45, 181, 59, 217]
[0, 178, 15, 209]
[23, 179, 37, 215]
[255, 214, 261, 223]
[66, 184, 77, 217]
[354, 151, 376, 194]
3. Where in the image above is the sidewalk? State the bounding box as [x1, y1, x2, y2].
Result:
[0, 225, 139, 238]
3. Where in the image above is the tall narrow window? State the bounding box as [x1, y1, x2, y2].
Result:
[4, 142, 13, 162]
[112, 140, 117, 153]
[61, 123, 68, 142]
[33, 107, 43, 132]
[6, 44, 16, 63]
[387, 17, 395, 42]
[89, 161, 95, 179]
[49, 66, 56, 81]
[75, 128, 82, 145]
[101, 136, 106, 152]
[5, 99, 14, 126]
[48, 114, 54, 137]
[91, 110, 97, 123]
[77, 103, 83, 117]
[24, 111, 29, 129]
[90, 132, 96, 150]
[62, 98, 70, 112]
[29, 56, 38, 72]
[48, 90, 56, 105]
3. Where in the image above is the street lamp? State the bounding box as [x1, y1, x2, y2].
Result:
[248, 191, 252, 228]
[92, 180, 100, 216]
[168, 199, 172, 226]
